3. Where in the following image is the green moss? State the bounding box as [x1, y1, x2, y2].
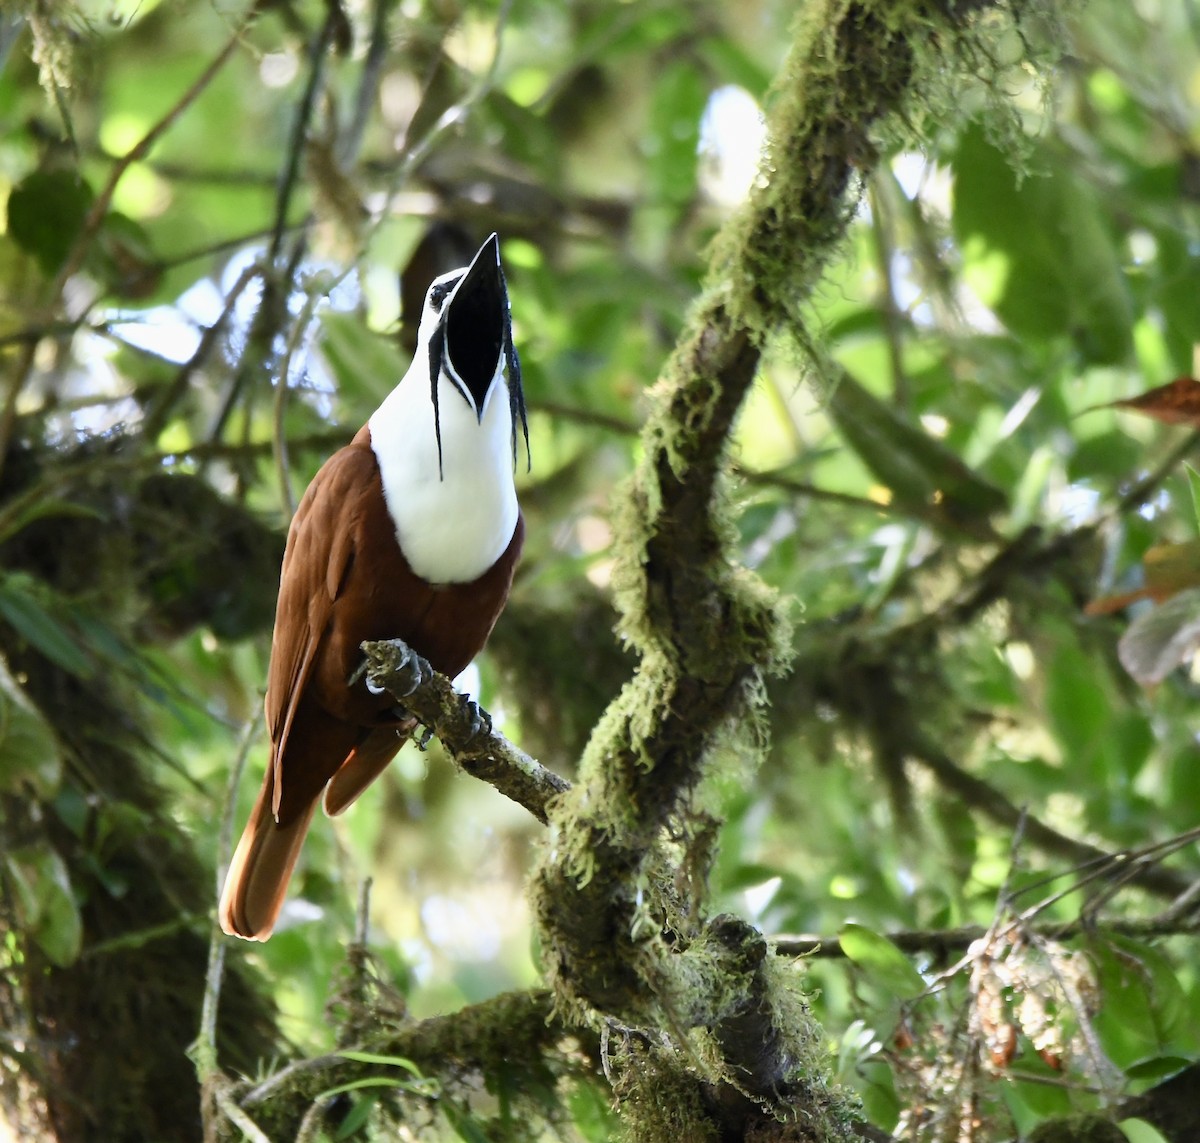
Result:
[532, 2, 1074, 1139]
[609, 1039, 721, 1143]
[712, 0, 1070, 355]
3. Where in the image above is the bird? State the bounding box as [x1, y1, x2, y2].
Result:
[219, 233, 528, 941]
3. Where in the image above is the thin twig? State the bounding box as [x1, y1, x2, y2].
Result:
[216, 1085, 273, 1143]
[295, 1095, 333, 1143]
[774, 912, 1200, 960]
[331, 0, 516, 286]
[140, 261, 263, 442]
[272, 284, 326, 517]
[0, 16, 251, 482]
[241, 1054, 344, 1109]
[531, 398, 907, 514]
[1111, 428, 1200, 518]
[340, 0, 390, 168]
[774, 827, 1200, 959]
[269, 10, 338, 262]
[868, 174, 910, 408]
[194, 711, 262, 1080]
[911, 735, 1191, 900]
[59, 25, 248, 293]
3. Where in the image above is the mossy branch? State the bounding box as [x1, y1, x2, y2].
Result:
[360, 638, 571, 825]
[529, 0, 1019, 1136]
[234, 989, 577, 1140]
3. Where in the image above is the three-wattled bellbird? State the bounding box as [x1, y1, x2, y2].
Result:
[220, 233, 528, 940]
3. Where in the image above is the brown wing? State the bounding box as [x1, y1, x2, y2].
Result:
[222, 427, 524, 940]
[264, 438, 386, 821]
[221, 439, 385, 939]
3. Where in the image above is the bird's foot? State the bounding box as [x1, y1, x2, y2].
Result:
[351, 641, 431, 697]
[389, 644, 432, 696]
[415, 724, 435, 751]
[459, 695, 492, 743]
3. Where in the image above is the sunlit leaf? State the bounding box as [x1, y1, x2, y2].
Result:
[839, 923, 925, 999]
[954, 128, 1132, 364]
[1119, 1118, 1171, 1143]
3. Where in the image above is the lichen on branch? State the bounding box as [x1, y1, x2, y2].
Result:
[530, 0, 1032, 1137]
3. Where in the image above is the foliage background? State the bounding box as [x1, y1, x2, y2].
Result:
[1, 0, 1200, 1140]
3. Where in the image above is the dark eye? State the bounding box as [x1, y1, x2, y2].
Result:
[429, 276, 462, 310]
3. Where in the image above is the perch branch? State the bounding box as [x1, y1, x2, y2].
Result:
[359, 639, 571, 825]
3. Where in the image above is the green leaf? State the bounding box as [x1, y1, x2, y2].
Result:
[1001, 1054, 1073, 1130]
[0, 498, 107, 547]
[700, 35, 773, 96]
[566, 1079, 620, 1143]
[6, 168, 95, 275]
[442, 1101, 491, 1143]
[1185, 463, 1200, 532]
[826, 366, 1007, 530]
[333, 1093, 377, 1140]
[953, 128, 1132, 365]
[647, 59, 706, 207]
[1088, 935, 1191, 1067]
[319, 1077, 427, 1097]
[839, 923, 926, 999]
[0, 656, 62, 796]
[1045, 641, 1111, 756]
[855, 1058, 900, 1132]
[319, 311, 408, 408]
[1119, 1119, 1171, 1143]
[0, 574, 93, 679]
[337, 1050, 423, 1074]
[6, 845, 82, 966]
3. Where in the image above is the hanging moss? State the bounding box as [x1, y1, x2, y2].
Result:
[533, 1, 1073, 1140]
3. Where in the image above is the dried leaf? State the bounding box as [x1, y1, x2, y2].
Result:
[1108, 377, 1200, 426]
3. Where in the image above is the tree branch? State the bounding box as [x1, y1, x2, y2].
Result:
[359, 639, 571, 825]
[773, 908, 1200, 961]
[527, 3, 1003, 1136]
[236, 989, 580, 1139]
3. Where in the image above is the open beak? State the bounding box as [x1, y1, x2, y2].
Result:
[443, 233, 507, 419]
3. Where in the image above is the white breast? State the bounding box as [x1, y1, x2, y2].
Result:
[368, 362, 518, 584]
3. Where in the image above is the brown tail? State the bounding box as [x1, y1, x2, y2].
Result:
[219, 776, 318, 941]
[323, 724, 412, 817]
